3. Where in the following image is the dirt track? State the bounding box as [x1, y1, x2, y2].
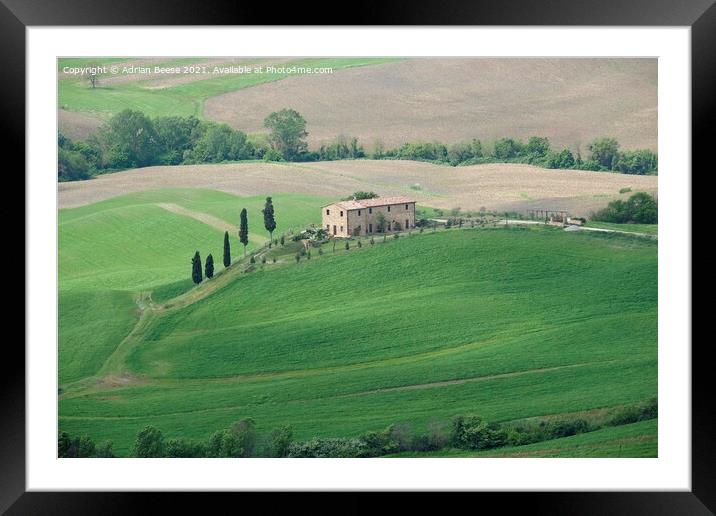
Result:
[58, 160, 658, 217]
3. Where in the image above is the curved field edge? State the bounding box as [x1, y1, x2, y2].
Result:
[59, 226, 656, 456]
[58, 57, 400, 120]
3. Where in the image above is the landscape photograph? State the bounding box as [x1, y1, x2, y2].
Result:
[57, 57, 658, 459]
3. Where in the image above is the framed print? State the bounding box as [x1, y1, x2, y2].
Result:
[8, 0, 710, 513]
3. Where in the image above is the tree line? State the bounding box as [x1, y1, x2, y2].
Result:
[189, 198, 275, 284]
[58, 108, 657, 181]
[591, 191, 658, 224]
[58, 397, 656, 458]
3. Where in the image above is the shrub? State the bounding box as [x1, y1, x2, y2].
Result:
[607, 398, 658, 426]
[393, 233, 399, 240]
[370, 237, 375, 245]
[269, 425, 294, 458]
[357, 240, 362, 248]
[133, 426, 165, 457]
[249, 255, 256, 264]
[451, 415, 507, 450]
[295, 253, 301, 263]
[287, 437, 367, 458]
[345, 241, 350, 250]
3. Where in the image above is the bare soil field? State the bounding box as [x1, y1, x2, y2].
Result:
[204, 58, 657, 151]
[58, 109, 104, 140]
[58, 160, 657, 217]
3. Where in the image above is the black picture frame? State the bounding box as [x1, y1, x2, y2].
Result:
[7, 1, 709, 513]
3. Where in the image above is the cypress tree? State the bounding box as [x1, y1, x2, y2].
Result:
[205, 254, 214, 279]
[223, 231, 231, 267]
[262, 197, 277, 247]
[191, 251, 202, 284]
[239, 208, 249, 256]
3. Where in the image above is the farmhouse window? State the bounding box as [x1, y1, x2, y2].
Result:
[333, 225, 337, 235]
[369, 208, 372, 214]
[388, 206, 391, 212]
[369, 223, 373, 233]
[326, 209, 330, 215]
[340, 226, 343, 232]
[406, 219, 409, 228]
[358, 210, 361, 216]
[326, 224, 330, 231]
[405, 204, 409, 210]
[340, 211, 343, 217]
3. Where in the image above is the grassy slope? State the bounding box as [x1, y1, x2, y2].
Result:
[388, 419, 657, 458]
[59, 226, 657, 455]
[58, 58, 398, 119]
[585, 222, 658, 235]
[58, 189, 329, 383]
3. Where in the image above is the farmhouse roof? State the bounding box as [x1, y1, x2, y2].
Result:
[323, 196, 416, 210]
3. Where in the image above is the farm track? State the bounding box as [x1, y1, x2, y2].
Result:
[155, 203, 236, 233]
[59, 360, 616, 420]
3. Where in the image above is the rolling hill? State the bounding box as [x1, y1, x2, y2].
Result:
[58, 160, 658, 217]
[58, 194, 657, 456]
[58, 57, 657, 152]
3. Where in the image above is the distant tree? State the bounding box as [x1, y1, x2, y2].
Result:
[492, 138, 525, 160]
[264, 109, 308, 160]
[95, 440, 115, 458]
[342, 191, 379, 201]
[88, 70, 99, 89]
[58, 147, 91, 181]
[191, 251, 202, 284]
[280, 234, 285, 246]
[526, 136, 551, 159]
[99, 109, 160, 169]
[588, 137, 620, 169]
[239, 208, 249, 256]
[547, 149, 576, 169]
[133, 426, 165, 457]
[205, 254, 214, 279]
[269, 425, 294, 458]
[223, 231, 231, 267]
[262, 197, 277, 246]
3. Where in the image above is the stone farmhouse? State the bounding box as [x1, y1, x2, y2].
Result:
[321, 196, 416, 238]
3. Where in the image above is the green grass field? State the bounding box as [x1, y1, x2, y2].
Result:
[585, 221, 658, 235]
[58, 193, 657, 456]
[58, 189, 329, 383]
[58, 57, 398, 120]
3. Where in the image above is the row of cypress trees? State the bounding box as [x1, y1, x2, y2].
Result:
[191, 197, 276, 284]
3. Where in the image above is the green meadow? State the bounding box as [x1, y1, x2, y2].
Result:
[58, 57, 399, 119]
[58, 191, 657, 456]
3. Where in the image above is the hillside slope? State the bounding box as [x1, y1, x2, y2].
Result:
[58, 160, 658, 217]
[205, 58, 657, 151]
[59, 226, 657, 455]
